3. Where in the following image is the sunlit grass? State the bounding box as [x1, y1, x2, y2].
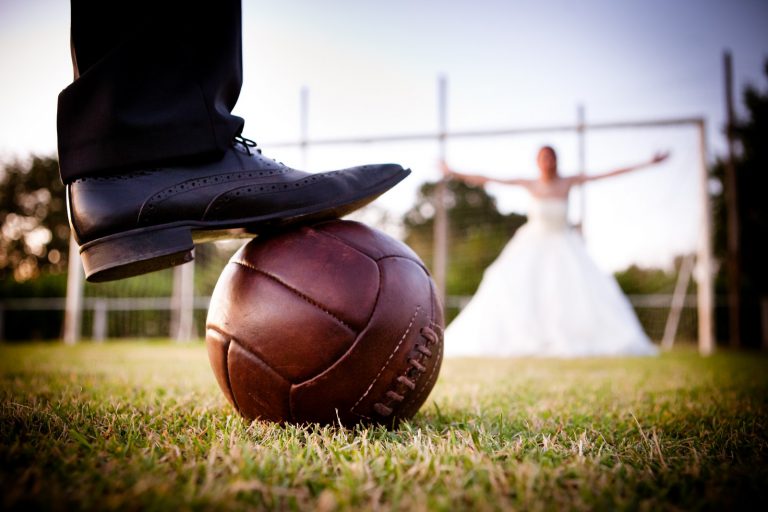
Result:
[1, 341, 766, 511]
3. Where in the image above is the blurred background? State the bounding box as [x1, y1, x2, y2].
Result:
[0, 0, 766, 349]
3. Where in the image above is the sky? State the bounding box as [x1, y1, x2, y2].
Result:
[0, 0, 767, 272]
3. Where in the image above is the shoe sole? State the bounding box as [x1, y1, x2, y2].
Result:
[80, 168, 410, 282]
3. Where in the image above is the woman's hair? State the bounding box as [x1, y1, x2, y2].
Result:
[539, 145, 557, 159]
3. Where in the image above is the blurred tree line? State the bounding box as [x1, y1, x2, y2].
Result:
[711, 59, 768, 348]
[0, 156, 69, 295]
[0, 156, 68, 339]
[0, 157, 232, 339]
[403, 180, 526, 299]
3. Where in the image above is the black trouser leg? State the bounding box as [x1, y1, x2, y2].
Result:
[57, 0, 245, 183]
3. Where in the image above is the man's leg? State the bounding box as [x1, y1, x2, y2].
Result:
[58, 0, 244, 181]
[58, 1, 409, 283]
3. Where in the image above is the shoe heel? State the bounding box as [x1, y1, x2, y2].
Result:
[80, 227, 195, 282]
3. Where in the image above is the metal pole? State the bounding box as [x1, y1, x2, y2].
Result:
[661, 253, 695, 350]
[433, 75, 449, 302]
[576, 104, 586, 236]
[92, 298, 107, 343]
[762, 298, 768, 349]
[63, 232, 83, 345]
[723, 50, 742, 348]
[696, 120, 715, 356]
[265, 117, 705, 149]
[300, 86, 309, 169]
[171, 258, 196, 342]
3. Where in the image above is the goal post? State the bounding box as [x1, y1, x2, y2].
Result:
[427, 116, 714, 354]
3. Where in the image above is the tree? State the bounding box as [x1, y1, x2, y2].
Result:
[0, 156, 69, 282]
[711, 59, 768, 347]
[403, 180, 526, 301]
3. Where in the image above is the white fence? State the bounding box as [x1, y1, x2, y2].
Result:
[1, 294, 700, 345]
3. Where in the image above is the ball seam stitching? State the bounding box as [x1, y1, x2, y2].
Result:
[313, 230, 429, 274]
[306, 227, 383, 330]
[231, 259, 356, 333]
[372, 323, 442, 418]
[205, 327, 244, 415]
[350, 306, 420, 413]
[406, 325, 443, 409]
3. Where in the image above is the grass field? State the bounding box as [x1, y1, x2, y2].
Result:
[1, 341, 766, 511]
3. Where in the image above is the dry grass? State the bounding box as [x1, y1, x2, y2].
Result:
[1, 341, 767, 511]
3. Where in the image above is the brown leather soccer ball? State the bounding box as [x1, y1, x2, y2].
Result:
[205, 220, 444, 426]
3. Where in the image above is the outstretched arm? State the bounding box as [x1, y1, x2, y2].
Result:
[439, 160, 528, 187]
[572, 151, 670, 184]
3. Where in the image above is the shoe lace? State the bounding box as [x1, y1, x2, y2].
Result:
[234, 134, 288, 166]
[234, 134, 262, 155]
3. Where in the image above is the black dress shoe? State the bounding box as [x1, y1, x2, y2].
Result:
[67, 136, 410, 282]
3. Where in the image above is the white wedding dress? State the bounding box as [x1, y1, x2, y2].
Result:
[444, 196, 658, 357]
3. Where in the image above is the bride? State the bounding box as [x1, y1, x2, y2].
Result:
[442, 146, 669, 357]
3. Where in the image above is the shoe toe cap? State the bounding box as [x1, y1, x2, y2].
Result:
[342, 163, 410, 188]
